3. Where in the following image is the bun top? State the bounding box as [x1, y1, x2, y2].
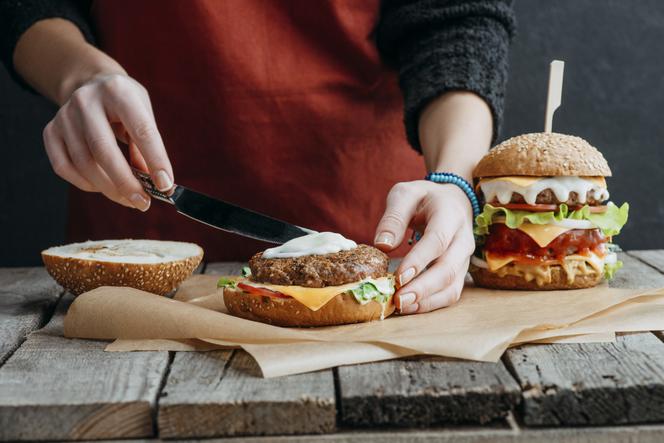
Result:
[473, 132, 612, 178]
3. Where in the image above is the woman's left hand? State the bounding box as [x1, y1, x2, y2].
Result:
[374, 180, 475, 313]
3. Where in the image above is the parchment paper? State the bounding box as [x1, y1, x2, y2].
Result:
[63, 274, 664, 376]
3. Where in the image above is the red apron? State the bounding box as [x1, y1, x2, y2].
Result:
[68, 0, 425, 261]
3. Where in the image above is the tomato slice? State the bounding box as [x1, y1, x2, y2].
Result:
[493, 203, 559, 212]
[237, 282, 289, 298]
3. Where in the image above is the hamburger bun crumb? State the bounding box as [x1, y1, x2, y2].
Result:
[469, 264, 603, 291]
[473, 132, 612, 178]
[223, 287, 395, 327]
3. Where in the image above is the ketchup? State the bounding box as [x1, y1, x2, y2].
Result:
[484, 224, 607, 262]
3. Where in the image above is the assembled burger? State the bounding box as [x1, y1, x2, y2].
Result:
[470, 132, 629, 290]
[219, 232, 396, 326]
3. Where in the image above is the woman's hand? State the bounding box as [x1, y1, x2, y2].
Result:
[374, 181, 475, 313]
[12, 18, 173, 211]
[42, 73, 173, 211]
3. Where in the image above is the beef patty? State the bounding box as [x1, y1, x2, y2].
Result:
[248, 244, 389, 288]
[486, 189, 602, 206]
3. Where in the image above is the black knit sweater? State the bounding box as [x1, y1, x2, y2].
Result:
[0, 0, 515, 151]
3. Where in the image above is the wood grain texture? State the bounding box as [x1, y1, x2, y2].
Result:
[338, 356, 521, 427]
[0, 294, 170, 441]
[506, 333, 664, 426]
[611, 252, 664, 289]
[158, 261, 336, 438]
[629, 250, 664, 275]
[0, 267, 62, 365]
[158, 350, 336, 438]
[179, 424, 664, 442]
[504, 252, 664, 426]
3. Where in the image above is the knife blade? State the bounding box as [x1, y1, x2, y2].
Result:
[133, 168, 313, 244]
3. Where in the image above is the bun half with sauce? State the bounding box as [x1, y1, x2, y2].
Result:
[470, 132, 629, 290]
[220, 234, 396, 326]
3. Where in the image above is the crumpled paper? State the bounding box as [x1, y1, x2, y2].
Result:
[63, 274, 664, 377]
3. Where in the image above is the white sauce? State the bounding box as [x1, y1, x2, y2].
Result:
[480, 177, 609, 205]
[262, 232, 357, 259]
[42, 239, 201, 264]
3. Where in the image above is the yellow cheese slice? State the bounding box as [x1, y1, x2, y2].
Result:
[241, 277, 393, 312]
[478, 176, 542, 187]
[516, 223, 571, 247]
[484, 253, 516, 272]
[585, 176, 607, 188]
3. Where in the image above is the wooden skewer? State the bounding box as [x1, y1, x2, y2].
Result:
[544, 60, 565, 133]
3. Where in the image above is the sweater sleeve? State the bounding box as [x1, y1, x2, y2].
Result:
[0, 0, 94, 87]
[375, 0, 516, 151]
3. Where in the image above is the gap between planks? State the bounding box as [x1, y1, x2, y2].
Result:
[156, 262, 336, 439]
[0, 267, 63, 367]
[503, 251, 664, 427]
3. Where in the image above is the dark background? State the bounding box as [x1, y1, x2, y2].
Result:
[1, 0, 662, 266]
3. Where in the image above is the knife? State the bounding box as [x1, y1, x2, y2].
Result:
[132, 168, 314, 244]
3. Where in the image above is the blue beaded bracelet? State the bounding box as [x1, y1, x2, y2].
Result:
[425, 172, 481, 218]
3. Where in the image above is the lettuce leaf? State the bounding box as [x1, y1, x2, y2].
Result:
[604, 260, 623, 279]
[217, 277, 237, 289]
[241, 266, 251, 277]
[474, 202, 629, 237]
[350, 281, 394, 305]
[568, 203, 629, 237]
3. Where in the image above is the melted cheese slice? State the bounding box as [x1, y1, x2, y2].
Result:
[479, 176, 541, 188]
[516, 223, 572, 247]
[485, 253, 517, 272]
[241, 277, 394, 311]
[483, 252, 608, 286]
[478, 176, 606, 188]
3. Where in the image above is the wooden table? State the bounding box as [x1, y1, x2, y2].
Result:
[2, 251, 664, 442]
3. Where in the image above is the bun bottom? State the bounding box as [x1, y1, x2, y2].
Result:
[469, 264, 603, 291]
[223, 288, 395, 327]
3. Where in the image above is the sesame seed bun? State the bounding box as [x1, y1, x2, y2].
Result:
[473, 133, 612, 178]
[469, 264, 603, 290]
[223, 287, 395, 327]
[42, 239, 203, 295]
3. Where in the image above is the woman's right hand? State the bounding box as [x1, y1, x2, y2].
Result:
[42, 73, 173, 211]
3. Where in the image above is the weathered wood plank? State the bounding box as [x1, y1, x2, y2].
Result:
[629, 250, 664, 275]
[44, 423, 664, 442]
[504, 252, 664, 426]
[338, 356, 521, 427]
[506, 333, 664, 426]
[175, 424, 664, 442]
[0, 267, 62, 365]
[157, 261, 336, 439]
[159, 350, 335, 438]
[0, 294, 170, 441]
[611, 252, 664, 289]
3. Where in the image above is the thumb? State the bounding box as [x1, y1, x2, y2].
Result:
[374, 183, 423, 251]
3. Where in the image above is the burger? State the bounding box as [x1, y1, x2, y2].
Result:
[218, 233, 396, 326]
[470, 132, 629, 290]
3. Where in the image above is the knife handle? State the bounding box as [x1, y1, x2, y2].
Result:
[132, 167, 176, 204]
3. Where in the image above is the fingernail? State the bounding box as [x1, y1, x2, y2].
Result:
[398, 292, 416, 309]
[154, 169, 173, 192]
[375, 232, 394, 247]
[130, 193, 151, 212]
[400, 303, 418, 314]
[398, 267, 416, 286]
